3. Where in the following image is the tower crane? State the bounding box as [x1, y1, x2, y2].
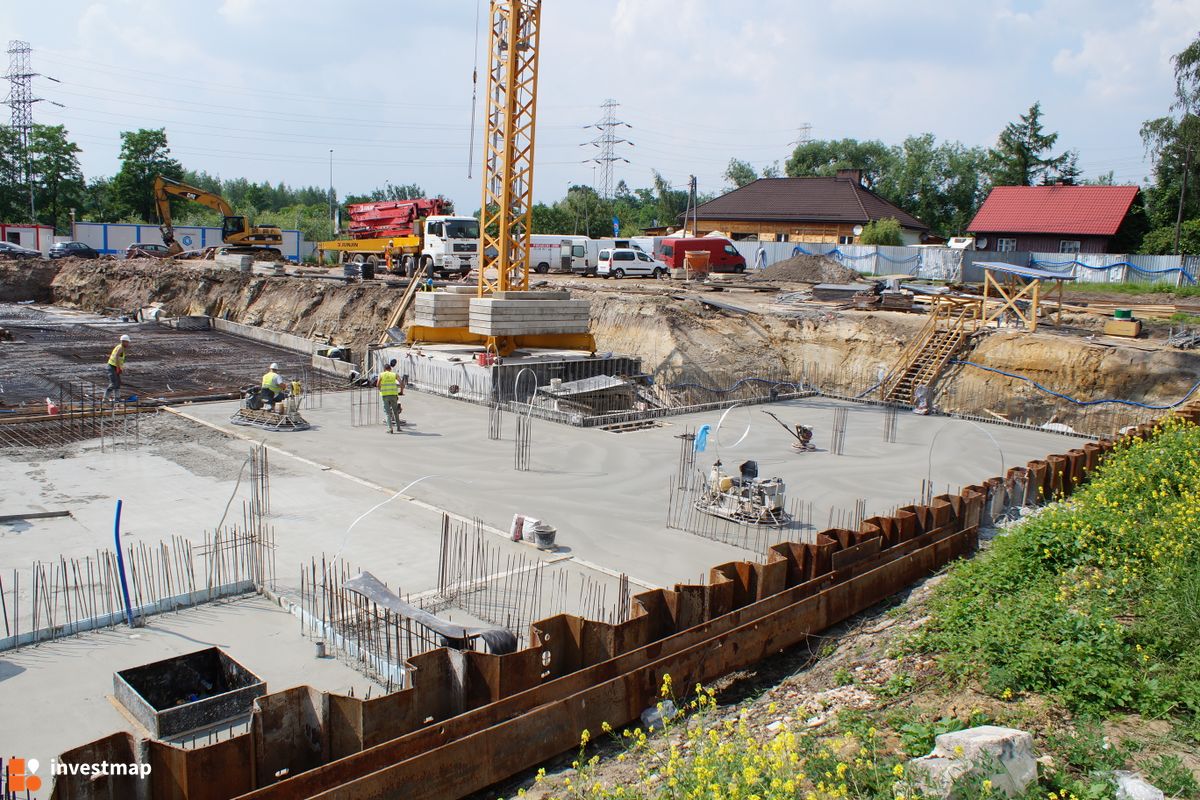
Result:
[406, 0, 595, 356]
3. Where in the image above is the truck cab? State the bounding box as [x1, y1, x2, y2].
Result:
[423, 216, 479, 277]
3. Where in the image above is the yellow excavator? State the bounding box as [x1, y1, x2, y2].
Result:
[153, 174, 284, 259]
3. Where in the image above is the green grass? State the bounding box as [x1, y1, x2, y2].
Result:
[1168, 312, 1200, 325]
[916, 418, 1200, 732]
[1063, 281, 1200, 298]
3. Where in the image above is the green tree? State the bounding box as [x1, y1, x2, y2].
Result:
[111, 128, 183, 221]
[650, 171, 688, 231]
[784, 138, 896, 189]
[0, 125, 25, 221]
[987, 102, 1071, 186]
[1053, 149, 1083, 184]
[530, 201, 571, 234]
[939, 142, 992, 234]
[1140, 219, 1200, 254]
[724, 158, 759, 189]
[858, 217, 904, 246]
[811, 134, 989, 236]
[1140, 32, 1200, 244]
[29, 124, 84, 232]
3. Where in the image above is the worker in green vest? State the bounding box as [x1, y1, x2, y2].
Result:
[377, 359, 403, 433]
[103, 334, 131, 402]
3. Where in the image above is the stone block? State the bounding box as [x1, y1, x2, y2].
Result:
[415, 293, 471, 310]
[908, 726, 1037, 799]
[469, 321, 590, 335]
[470, 299, 589, 312]
[215, 253, 252, 270]
[488, 290, 572, 300]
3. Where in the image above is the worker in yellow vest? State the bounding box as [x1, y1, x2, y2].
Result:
[376, 359, 403, 433]
[103, 334, 131, 402]
[261, 362, 286, 404]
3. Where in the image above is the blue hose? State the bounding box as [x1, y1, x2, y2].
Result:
[113, 499, 136, 627]
[951, 359, 1200, 410]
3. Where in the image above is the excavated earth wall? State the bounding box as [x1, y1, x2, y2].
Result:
[7, 259, 1198, 430]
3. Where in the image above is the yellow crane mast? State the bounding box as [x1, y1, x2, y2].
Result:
[406, 0, 594, 356]
[478, 0, 540, 296]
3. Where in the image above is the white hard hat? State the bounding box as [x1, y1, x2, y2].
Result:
[120, 334, 131, 342]
[269, 362, 279, 370]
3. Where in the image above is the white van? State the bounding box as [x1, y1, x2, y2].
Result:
[597, 247, 668, 279]
[528, 235, 573, 274]
[578, 238, 647, 276]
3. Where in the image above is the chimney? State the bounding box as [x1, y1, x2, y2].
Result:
[836, 168, 863, 185]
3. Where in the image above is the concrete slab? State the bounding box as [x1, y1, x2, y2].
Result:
[178, 391, 1086, 587]
[0, 595, 372, 760]
[0, 412, 633, 634]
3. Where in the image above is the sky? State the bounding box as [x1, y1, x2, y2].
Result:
[2, 0, 1198, 215]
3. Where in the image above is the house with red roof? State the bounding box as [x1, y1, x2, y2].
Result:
[967, 185, 1141, 255]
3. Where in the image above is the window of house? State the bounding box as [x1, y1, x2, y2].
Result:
[6, 232, 20, 244]
[838, 235, 854, 245]
[996, 238, 1017, 252]
[1059, 240, 1081, 254]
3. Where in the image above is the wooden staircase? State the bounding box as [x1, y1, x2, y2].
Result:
[881, 298, 981, 405]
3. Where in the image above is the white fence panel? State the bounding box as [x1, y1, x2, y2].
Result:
[723, 240, 1195, 286]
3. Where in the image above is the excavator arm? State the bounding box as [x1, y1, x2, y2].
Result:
[154, 175, 237, 255]
[152, 174, 283, 256]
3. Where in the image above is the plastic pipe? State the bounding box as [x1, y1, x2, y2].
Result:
[113, 499, 136, 627]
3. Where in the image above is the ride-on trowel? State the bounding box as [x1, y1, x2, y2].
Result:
[693, 459, 790, 527]
[231, 379, 310, 432]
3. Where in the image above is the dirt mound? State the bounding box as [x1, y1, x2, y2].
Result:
[0, 259, 60, 302]
[750, 254, 859, 284]
[49, 259, 396, 355]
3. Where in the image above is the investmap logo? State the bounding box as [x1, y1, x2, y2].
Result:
[6, 757, 43, 792]
[4, 755, 151, 794]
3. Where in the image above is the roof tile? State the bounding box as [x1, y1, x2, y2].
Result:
[968, 185, 1139, 236]
[692, 177, 927, 230]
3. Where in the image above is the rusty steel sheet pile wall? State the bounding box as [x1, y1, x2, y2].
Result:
[48, 402, 1200, 800]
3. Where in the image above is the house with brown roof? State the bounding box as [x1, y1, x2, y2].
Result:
[967, 185, 1141, 254]
[681, 170, 929, 245]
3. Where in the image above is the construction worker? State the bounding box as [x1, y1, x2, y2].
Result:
[103, 334, 131, 402]
[384, 239, 394, 272]
[793, 424, 815, 452]
[262, 362, 286, 404]
[377, 359, 402, 433]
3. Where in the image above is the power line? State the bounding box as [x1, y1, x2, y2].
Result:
[582, 98, 632, 200]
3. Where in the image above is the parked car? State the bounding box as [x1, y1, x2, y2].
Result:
[659, 237, 746, 273]
[125, 242, 172, 258]
[50, 241, 99, 259]
[0, 240, 43, 258]
[596, 247, 667, 279]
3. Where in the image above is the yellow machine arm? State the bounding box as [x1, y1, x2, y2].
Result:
[153, 174, 283, 254]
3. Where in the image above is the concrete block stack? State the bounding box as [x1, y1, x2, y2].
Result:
[215, 253, 253, 271]
[412, 291, 472, 328]
[468, 291, 590, 336]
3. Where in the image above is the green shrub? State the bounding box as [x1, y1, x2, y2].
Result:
[917, 418, 1200, 719]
